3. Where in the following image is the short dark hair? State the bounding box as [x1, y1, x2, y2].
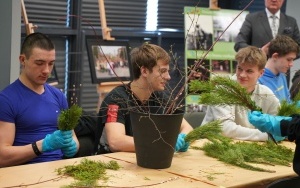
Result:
[21, 32, 55, 58]
[268, 35, 299, 57]
[130, 43, 170, 79]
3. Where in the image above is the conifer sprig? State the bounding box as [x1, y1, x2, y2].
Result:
[187, 124, 293, 172]
[198, 138, 293, 172]
[189, 76, 261, 111]
[185, 120, 227, 143]
[58, 104, 83, 131]
[277, 100, 300, 116]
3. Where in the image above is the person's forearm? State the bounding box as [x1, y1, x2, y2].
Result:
[108, 135, 135, 152]
[223, 120, 268, 141]
[293, 140, 300, 175]
[280, 119, 290, 138]
[281, 115, 300, 141]
[180, 118, 193, 134]
[0, 144, 38, 167]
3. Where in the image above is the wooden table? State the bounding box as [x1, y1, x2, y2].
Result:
[0, 140, 297, 188]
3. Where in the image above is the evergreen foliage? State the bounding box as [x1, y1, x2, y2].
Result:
[56, 158, 120, 187]
[293, 91, 300, 102]
[189, 76, 261, 111]
[277, 91, 300, 116]
[277, 100, 300, 116]
[190, 75, 300, 116]
[197, 139, 293, 172]
[186, 122, 293, 172]
[58, 104, 83, 131]
[185, 120, 228, 143]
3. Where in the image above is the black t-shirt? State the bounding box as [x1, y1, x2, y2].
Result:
[98, 83, 168, 151]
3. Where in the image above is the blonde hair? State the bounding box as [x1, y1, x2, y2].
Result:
[235, 46, 267, 70]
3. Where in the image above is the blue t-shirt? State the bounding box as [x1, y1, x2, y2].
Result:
[0, 79, 68, 164]
[258, 68, 291, 103]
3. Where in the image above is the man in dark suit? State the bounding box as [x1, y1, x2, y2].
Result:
[234, 0, 300, 54]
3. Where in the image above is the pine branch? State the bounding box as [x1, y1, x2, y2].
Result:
[185, 120, 228, 143]
[189, 76, 261, 111]
[277, 99, 300, 116]
[190, 130, 293, 172]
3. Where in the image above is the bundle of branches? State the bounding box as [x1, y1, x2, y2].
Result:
[189, 76, 261, 111]
[185, 121, 294, 172]
[58, 104, 83, 131]
[56, 158, 120, 187]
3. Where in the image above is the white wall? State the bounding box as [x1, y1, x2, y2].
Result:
[286, 1, 300, 87]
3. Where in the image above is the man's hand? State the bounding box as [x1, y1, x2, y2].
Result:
[62, 139, 77, 157]
[175, 133, 190, 152]
[42, 130, 73, 152]
[273, 135, 286, 142]
[261, 42, 270, 55]
[248, 111, 291, 136]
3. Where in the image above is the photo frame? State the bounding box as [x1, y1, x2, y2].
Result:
[86, 37, 132, 84]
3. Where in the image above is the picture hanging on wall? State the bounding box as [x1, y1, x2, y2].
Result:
[86, 37, 132, 84]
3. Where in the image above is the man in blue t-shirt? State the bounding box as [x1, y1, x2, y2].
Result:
[258, 35, 299, 103]
[0, 33, 79, 167]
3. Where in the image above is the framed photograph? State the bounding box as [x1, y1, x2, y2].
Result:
[86, 37, 132, 84]
[47, 65, 59, 85]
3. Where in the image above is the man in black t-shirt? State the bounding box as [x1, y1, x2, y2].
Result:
[98, 43, 193, 153]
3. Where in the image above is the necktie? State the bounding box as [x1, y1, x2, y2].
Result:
[271, 15, 278, 38]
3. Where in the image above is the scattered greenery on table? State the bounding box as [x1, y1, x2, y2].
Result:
[58, 104, 83, 131]
[56, 158, 121, 187]
[186, 121, 294, 172]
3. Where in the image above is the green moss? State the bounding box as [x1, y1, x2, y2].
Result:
[56, 158, 121, 187]
[58, 104, 83, 131]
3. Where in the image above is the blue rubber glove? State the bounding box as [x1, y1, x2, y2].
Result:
[175, 133, 190, 152]
[296, 101, 300, 108]
[273, 135, 286, 142]
[248, 111, 292, 137]
[42, 130, 73, 152]
[62, 139, 77, 158]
